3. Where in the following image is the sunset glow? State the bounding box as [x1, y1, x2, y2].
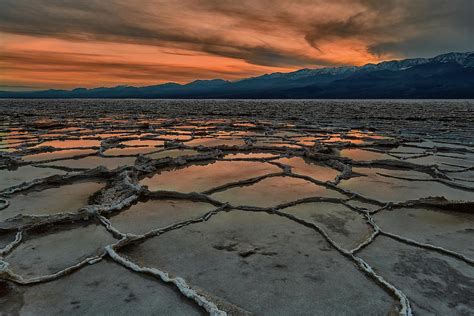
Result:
[0, 0, 472, 90]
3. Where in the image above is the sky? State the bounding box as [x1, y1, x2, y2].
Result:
[0, 0, 473, 91]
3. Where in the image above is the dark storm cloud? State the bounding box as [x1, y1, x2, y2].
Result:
[365, 0, 474, 57]
[302, 0, 474, 57]
[1, 0, 472, 66]
[0, 0, 334, 67]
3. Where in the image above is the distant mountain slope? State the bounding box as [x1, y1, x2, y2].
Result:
[1, 52, 473, 99]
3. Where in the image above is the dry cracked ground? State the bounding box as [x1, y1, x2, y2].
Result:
[0, 100, 473, 315]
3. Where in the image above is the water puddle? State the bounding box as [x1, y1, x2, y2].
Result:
[223, 152, 279, 159]
[339, 149, 393, 161]
[406, 155, 472, 170]
[156, 134, 193, 141]
[359, 236, 473, 315]
[41, 156, 136, 170]
[109, 199, 215, 235]
[35, 139, 100, 149]
[4, 223, 115, 278]
[276, 157, 339, 181]
[141, 161, 281, 193]
[281, 202, 371, 249]
[120, 139, 165, 147]
[0, 181, 105, 221]
[375, 208, 474, 258]
[102, 147, 160, 156]
[339, 167, 473, 202]
[5, 260, 201, 315]
[146, 149, 200, 159]
[211, 176, 345, 207]
[23, 149, 97, 162]
[185, 138, 246, 147]
[0, 166, 69, 191]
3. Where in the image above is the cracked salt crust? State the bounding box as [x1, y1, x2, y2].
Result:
[1, 100, 473, 315]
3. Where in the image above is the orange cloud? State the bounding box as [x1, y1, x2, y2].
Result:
[0, 35, 296, 89]
[0, 0, 472, 90]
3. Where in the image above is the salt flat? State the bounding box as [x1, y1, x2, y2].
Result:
[0, 99, 473, 315]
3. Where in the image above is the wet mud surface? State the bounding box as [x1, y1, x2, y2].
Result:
[0, 99, 473, 315]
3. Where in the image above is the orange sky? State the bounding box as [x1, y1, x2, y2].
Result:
[0, 0, 472, 90]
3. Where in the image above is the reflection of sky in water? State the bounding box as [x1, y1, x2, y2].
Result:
[276, 157, 339, 182]
[141, 160, 281, 193]
[339, 167, 473, 202]
[23, 149, 97, 162]
[35, 139, 101, 148]
[1, 116, 472, 208]
[339, 149, 392, 161]
[0, 165, 68, 190]
[211, 176, 345, 208]
[0, 181, 104, 220]
[0, 130, 7, 150]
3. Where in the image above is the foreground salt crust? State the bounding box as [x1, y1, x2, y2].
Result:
[1, 100, 473, 315]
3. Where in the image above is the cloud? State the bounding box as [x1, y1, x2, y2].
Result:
[1, 0, 472, 62]
[0, 49, 260, 83]
[0, 0, 472, 88]
[303, 0, 474, 57]
[365, 0, 474, 57]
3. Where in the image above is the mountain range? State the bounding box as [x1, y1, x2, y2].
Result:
[2, 52, 474, 99]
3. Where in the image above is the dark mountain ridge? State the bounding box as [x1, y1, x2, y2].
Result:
[1, 51, 473, 99]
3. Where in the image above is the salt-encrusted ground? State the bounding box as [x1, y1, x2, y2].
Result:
[0, 100, 473, 315]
